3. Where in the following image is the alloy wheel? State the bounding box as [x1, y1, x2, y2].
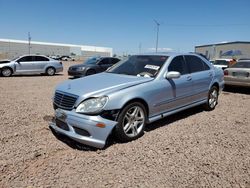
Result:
[209, 89, 218, 108]
[122, 106, 145, 137]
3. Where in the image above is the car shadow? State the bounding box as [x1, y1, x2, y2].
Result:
[49, 127, 99, 151]
[144, 105, 204, 132]
[43, 115, 98, 151]
[44, 105, 204, 151]
[9, 73, 64, 77]
[223, 86, 250, 95]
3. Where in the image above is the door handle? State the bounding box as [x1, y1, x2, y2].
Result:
[209, 72, 213, 77]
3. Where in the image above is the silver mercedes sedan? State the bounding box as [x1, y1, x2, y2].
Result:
[50, 53, 224, 148]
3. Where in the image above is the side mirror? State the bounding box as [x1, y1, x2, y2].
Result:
[164, 71, 181, 79]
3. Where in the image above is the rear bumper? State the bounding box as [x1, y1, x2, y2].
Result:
[224, 76, 250, 87]
[49, 108, 117, 148]
[56, 66, 63, 73]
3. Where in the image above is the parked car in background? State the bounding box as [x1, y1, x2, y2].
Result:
[61, 56, 75, 61]
[49, 55, 61, 60]
[210, 60, 214, 64]
[0, 55, 63, 77]
[68, 56, 120, 78]
[50, 53, 224, 148]
[213, 58, 236, 70]
[224, 60, 250, 87]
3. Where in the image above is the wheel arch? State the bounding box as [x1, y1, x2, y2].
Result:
[120, 98, 149, 120]
[211, 82, 219, 90]
[1, 66, 14, 73]
[45, 66, 55, 72]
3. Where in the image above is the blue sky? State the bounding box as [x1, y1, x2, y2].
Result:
[0, 0, 250, 55]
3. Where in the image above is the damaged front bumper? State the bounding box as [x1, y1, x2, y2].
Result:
[49, 108, 117, 148]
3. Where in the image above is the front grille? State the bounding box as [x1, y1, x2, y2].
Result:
[73, 126, 91, 137]
[54, 91, 78, 110]
[55, 118, 69, 131]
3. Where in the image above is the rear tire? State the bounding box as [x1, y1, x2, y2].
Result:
[114, 102, 147, 142]
[46, 67, 55, 76]
[1, 67, 12, 77]
[204, 86, 219, 111]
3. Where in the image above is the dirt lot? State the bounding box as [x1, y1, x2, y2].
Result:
[0, 61, 250, 188]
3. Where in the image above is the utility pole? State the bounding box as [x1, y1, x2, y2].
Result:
[28, 32, 31, 54]
[154, 20, 160, 53]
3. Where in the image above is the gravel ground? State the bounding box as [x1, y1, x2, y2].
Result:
[0, 61, 250, 188]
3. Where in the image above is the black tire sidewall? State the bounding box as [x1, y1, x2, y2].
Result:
[115, 102, 147, 142]
[86, 69, 96, 76]
[2, 68, 12, 77]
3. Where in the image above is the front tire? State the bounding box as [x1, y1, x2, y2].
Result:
[115, 102, 147, 142]
[86, 69, 96, 76]
[204, 86, 219, 111]
[1, 67, 12, 77]
[46, 67, 55, 76]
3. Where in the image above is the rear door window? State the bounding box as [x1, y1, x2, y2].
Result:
[110, 58, 120, 65]
[185, 55, 208, 73]
[34, 56, 49, 61]
[99, 58, 111, 65]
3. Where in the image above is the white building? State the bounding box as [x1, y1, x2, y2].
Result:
[0, 38, 113, 60]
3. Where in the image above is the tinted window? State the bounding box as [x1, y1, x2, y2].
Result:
[108, 55, 168, 77]
[185, 55, 206, 73]
[214, 60, 229, 65]
[18, 56, 33, 62]
[34, 56, 49, 61]
[110, 58, 120, 65]
[231, 61, 250, 68]
[84, 58, 99, 65]
[203, 60, 210, 70]
[168, 56, 187, 75]
[99, 58, 111, 65]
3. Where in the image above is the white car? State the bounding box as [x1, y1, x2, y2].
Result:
[0, 55, 63, 77]
[61, 56, 75, 61]
[213, 59, 234, 70]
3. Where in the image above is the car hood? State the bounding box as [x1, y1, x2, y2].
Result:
[56, 72, 153, 98]
[0, 60, 10, 64]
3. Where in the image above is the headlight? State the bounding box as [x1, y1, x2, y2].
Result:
[76, 96, 108, 114]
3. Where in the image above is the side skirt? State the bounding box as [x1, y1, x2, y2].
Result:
[148, 99, 207, 123]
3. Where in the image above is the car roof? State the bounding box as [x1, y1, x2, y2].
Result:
[214, 58, 232, 61]
[238, 59, 250, 62]
[134, 52, 209, 56]
[20, 54, 49, 57]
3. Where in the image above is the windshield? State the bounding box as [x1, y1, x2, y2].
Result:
[231, 61, 250, 68]
[11, 56, 20, 61]
[214, 60, 229, 65]
[84, 57, 100, 65]
[107, 55, 168, 77]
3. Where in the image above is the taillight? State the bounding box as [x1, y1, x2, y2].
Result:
[224, 70, 228, 76]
